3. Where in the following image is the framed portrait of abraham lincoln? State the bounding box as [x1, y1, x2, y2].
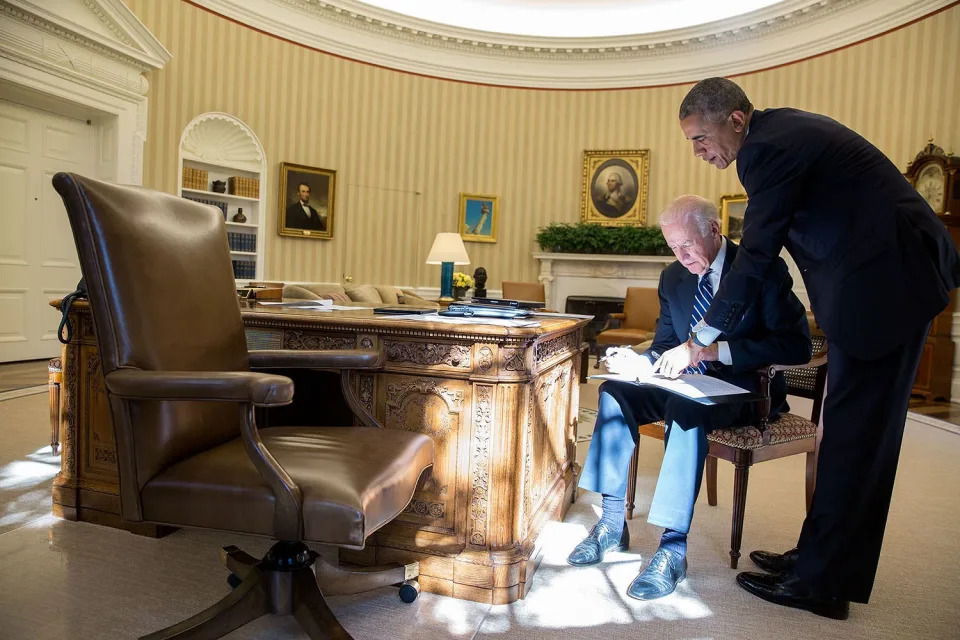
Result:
[277, 161, 336, 240]
[580, 149, 650, 226]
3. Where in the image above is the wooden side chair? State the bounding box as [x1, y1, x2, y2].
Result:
[593, 287, 659, 367]
[625, 333, 828, 569]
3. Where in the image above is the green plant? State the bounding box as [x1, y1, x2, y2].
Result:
[535, 223, 671, 256]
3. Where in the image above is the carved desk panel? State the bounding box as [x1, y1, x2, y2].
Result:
[50, 301, 588, 604]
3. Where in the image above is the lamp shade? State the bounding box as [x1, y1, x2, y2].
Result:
[426, 232, 470, 265]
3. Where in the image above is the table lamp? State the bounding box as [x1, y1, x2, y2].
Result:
[426, 232, 470, 302]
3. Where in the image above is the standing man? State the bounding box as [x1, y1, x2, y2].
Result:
[285, 182, 327, 232]
[570, 195, 810, 602]
[660, 77, 960, 618]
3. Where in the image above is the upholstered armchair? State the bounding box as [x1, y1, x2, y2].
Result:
[593, 287, 659, 366]
[52, 173, 434, 640]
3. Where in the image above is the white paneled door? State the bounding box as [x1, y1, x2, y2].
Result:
[0, 100, 89, 363]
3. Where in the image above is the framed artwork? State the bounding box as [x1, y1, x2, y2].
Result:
[580, 149, 650, 226]
[719, 193, 748, 241]
[459, 193, 498, 243]
[277, 162, 336, 239]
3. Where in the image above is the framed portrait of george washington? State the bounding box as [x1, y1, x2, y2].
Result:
[719, 193, 748, 241]
[278, 162, 336, 239]
[458, 193, 498, 243]
[580, 149, 649, 226]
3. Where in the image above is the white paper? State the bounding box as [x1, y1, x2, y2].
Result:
[257, 299, 332, 307]
[589, 373, 749, 400]
[531, 311, 596, 320]
[421, 315, 540, 328]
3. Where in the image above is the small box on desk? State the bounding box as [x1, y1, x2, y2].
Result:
[236, 285, 282, 301]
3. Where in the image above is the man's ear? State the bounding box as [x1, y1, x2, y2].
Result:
[729, 110, 747, 132]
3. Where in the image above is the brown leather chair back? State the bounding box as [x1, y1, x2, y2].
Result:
[502, 281, 545, 303]
[53, 173, 249, 518]
[621, 287, 658, 330]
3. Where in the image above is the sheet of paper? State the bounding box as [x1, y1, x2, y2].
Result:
[589, 373, 749, 399]
[257, 299, 332, 307]
[531, 311, 596, 320]
[420, 315, 540, 328]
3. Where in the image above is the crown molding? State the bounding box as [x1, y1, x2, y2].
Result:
[191, 0, 951, 88]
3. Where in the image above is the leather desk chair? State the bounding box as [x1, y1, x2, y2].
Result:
[593, 287, 659, 367]
[625, 332, 828, 569]
[53, 173, 434, 640]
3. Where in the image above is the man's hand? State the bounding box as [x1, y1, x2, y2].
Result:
[653, 341, 694, 379]
[653, 340, 719, 378]
[602, 347, 653, 379]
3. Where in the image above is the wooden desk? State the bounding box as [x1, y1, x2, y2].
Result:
[50, 301, 588, 604]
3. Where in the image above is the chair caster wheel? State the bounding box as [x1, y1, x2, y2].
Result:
[227, 573, 242, 589]
[399, 580, 420, 603]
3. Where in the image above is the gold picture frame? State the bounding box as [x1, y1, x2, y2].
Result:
[459, 193, 498, 243]
[719, 193, 748, 241]
[277, 162, 336, 240]
[580, 149, 650, 226]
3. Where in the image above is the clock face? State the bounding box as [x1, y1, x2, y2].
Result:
[915, 161, 946, 213]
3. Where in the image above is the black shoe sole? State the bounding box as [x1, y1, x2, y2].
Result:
[736, 575, 849, 620]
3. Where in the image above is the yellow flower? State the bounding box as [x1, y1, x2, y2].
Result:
[452, 272, 474, 288]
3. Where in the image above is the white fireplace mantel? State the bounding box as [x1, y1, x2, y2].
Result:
[533, 252, 676, 311]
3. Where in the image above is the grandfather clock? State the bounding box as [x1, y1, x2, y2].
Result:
[904, 140, 960, 401]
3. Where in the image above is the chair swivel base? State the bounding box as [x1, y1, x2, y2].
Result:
[140, 540, 420, 640]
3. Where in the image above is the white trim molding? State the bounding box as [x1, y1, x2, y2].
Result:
[192, 0, 951, 88]
[0, 0, 170, 183]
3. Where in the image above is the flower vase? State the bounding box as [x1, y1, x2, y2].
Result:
[453, 286, 469, 301]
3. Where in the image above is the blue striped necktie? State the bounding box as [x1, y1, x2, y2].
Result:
[685, 269, 714, 375]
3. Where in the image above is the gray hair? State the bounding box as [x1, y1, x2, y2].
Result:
[659, 195, 720, 237]
[679, 77, 753, 124]
[606, 172, 623, 188]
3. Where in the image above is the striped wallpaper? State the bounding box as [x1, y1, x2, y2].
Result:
[125, 1, 960, 288]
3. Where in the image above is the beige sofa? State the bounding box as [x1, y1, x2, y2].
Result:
[282, 282, 438, 308]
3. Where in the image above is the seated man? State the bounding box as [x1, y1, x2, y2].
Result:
[569, 195, 811, 600]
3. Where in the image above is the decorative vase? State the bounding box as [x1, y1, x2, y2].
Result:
[453, 286, 469, 301]
[211, 180, 227, 193]
[232, 207, 247, 223]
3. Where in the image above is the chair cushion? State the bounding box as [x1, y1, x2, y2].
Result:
[282, 285, 323, 300]
[345, 284, 383, 303]
[317, 291, 352, 304]
[140, 426, 433, 548]
[706, 413, 817, 450]
[375, 286, 401, 304]
[596, 328, 656, 344]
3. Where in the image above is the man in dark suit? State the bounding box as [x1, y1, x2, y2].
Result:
[570, 195, 810, 601]
[285, 182, 326, 232]
[663, 77, 960, 618]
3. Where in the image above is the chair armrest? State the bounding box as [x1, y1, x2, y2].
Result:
[598, 313, 625, 333]
[248, 349, 383, 370]
[105, 369, 293, 407]
[770, 349, 828, 374]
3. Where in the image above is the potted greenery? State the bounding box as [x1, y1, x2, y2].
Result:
[535, 223, 671, 256]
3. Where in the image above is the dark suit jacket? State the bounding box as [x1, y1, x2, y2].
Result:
[704, 108, 960, 360]
[646, 239, 811, 416]
[285, 202, 326, 232]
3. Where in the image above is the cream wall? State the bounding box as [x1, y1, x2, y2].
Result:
[125, 1, 960, 288]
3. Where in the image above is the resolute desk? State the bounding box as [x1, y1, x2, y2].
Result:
[50, 300, 589, 604]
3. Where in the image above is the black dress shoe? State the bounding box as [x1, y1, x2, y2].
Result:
[749, 547, 799, 574]
[626, 548, 687, 600]
[567, 521, 629, 565]
[736, 571, 849, 620]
